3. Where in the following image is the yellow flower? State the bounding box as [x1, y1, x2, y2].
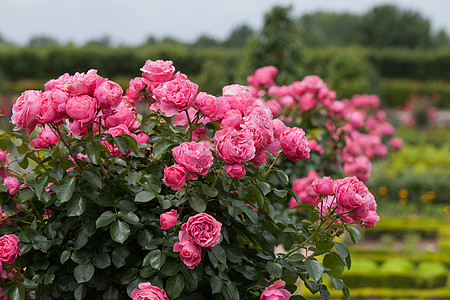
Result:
[398, 189, 409, 198]
[443, 206, 450, 215]
[378, 186, 388, 196]
[426, 191, 436, 200]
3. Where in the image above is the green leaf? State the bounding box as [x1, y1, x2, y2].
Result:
[74, 264, 94, 283]
[342, 287, 351, 300]
[323, 253, 345, 278]
[224, 281, 240, 300]
[257, 181, 271, 196]
[305, 259, 324, 282]
[103, 286, 119, 300]
[18, 189, 34, 202]
[127, 171, 142, 186]
[124, 134, 139, 154]
[140, 266, 157, 278]
[319, 284, 331, 300]
[135, 190, 156, 203]
[96, 211, 116, 228]
[56, 177, 76, 203]
[160, 260, 181, 276]
[189, 196, 206, 213]
[110, 220, 130, 244]
[210, 275, 225, 294]
[266, 261, 283, 278]
[277, 170, 289, 184]
[86, 142, 100, 164]
[273, 188, 288, 199]
[334, 242, 349, 261]
[10, 136, 22, 147]
[67, 196, 86, 217]
[153, 139, 173, 159]
[74, 284, 87, 300]
[288, 253, 306, 262]
[149, 251, 166, 270]
[166, 274, 184, 299]
[205, 122, 220, 139]
[9, 285, 25, 300]
[92, 253, 111, 269]
[114, 136, 130, 155]
[241, 204, 258, 223]
[210, 245, 227, 265]
[112, 247, 130, 269]
[81, 171, 102, 189]
[118, 211, 140, 225]
[22, 279, 38, 289]
[346, 226, 361, 243]
[60, 250, 71, 264]
[331, 276, 345, 290]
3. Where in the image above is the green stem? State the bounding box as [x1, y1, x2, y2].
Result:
[266, 150, 281, 175]
[210, 163, 224, 191]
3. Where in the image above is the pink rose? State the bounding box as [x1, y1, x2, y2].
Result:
[195, 92, 229, 121]
[312, 177, 334, 196]
[131, 282, 169, 300]
[220, 110, 242, 130]
[222, 84, 253, 113]
[173, 240, 202, 269]
[31, 126, 59, 149]
[4, 177, 20, 196]
[160, 209, 177, 230]
[105, 105, 140, 131]
[390, 137, 404, 150]
[126, 77, 146, 100]
[64, 69, 103, 96]
[183, 213, 222, 248]
[172, 142, 214, 177]
[279, 127, 310, 162]
[302, 75, 325, 93]
[226, 163, 246, 179]
[260, 280, 290, 300]
[11, 90, 43, 132]
[362, 210, 380, 228]
[141, 60, 175, 83]
[44, 73, 71, 91]
[265, 100, 282, 116]
[46, 89, 70, 119]
[247, 66, 278, 88]
[94, 80, 123, 114]
[163, 165, 187, 191]
[36, 93, 58, 124]
[153, 78, 198, 117]
[66, 95, 98, 125]
[0, 234, 21, 264]
[334, 176, 369, 210]
[214, 128, 255, 164]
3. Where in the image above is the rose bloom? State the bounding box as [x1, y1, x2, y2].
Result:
[153, 77, 198, 117]
[214, 128, 255, 164]
[36, 93, 58, 124]
[11, 90, 43, 132]
[126, 77, 146, 101]
[182, 213, 222, 248]
[94, 80, 123, 114]
[173, 240, 202, 269]
[278, 127, 310, 162]
[312, 177, 335, 196]
[195, 92, 229, 121]
[172, 142, 214, 178]
[225, 163, 246, 179]
[131, 282, 169, 300]
[220, 109, 243, 130]
[66, 95, 98, 125]
[163, 164, 187, 191]
[4, 177, 20, 196]
[260, 280, 290, 300]
[31, 126, 59, 149]
[334, 176, 371, 210]
[160, 209, 177, 230]
[0, 234, 21, 264]
[64, 69, 103, 96]
[104, 105, 140, 131]
[141, 60, 175, 83]
[390, 137, 404, 150]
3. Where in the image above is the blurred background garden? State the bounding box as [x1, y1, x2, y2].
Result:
[1, 0, 449, 299]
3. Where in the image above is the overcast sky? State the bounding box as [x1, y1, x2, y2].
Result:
[1, 0, 449, 46]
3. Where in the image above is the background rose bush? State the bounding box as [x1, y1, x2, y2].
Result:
[0, 60, 393, 299]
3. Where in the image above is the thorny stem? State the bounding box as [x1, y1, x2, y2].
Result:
[210, 163, 224, 191]
[266, 150, 281, 175]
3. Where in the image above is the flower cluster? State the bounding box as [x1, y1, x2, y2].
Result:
[291, 175, 379, 228]
[173, 213, 222, 269]
[246, 66, 403, 182]
[131, 282, 169, 300]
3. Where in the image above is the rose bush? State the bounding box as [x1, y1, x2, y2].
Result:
[0, 60, 385, 299]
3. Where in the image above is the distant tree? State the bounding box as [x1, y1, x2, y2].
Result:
[28, 35, 58, 47]
[84, 36, 112, 48]
[299, 12, 364, 46]
[432, 29, 450, 47]
[222, 24, 254, 48]
[361, 5, 432, 48]
[244, 5, 303, 84]
[143, 36, 159, 46]
[160, 37, 185, 46]
[192, 34, 219, 48]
